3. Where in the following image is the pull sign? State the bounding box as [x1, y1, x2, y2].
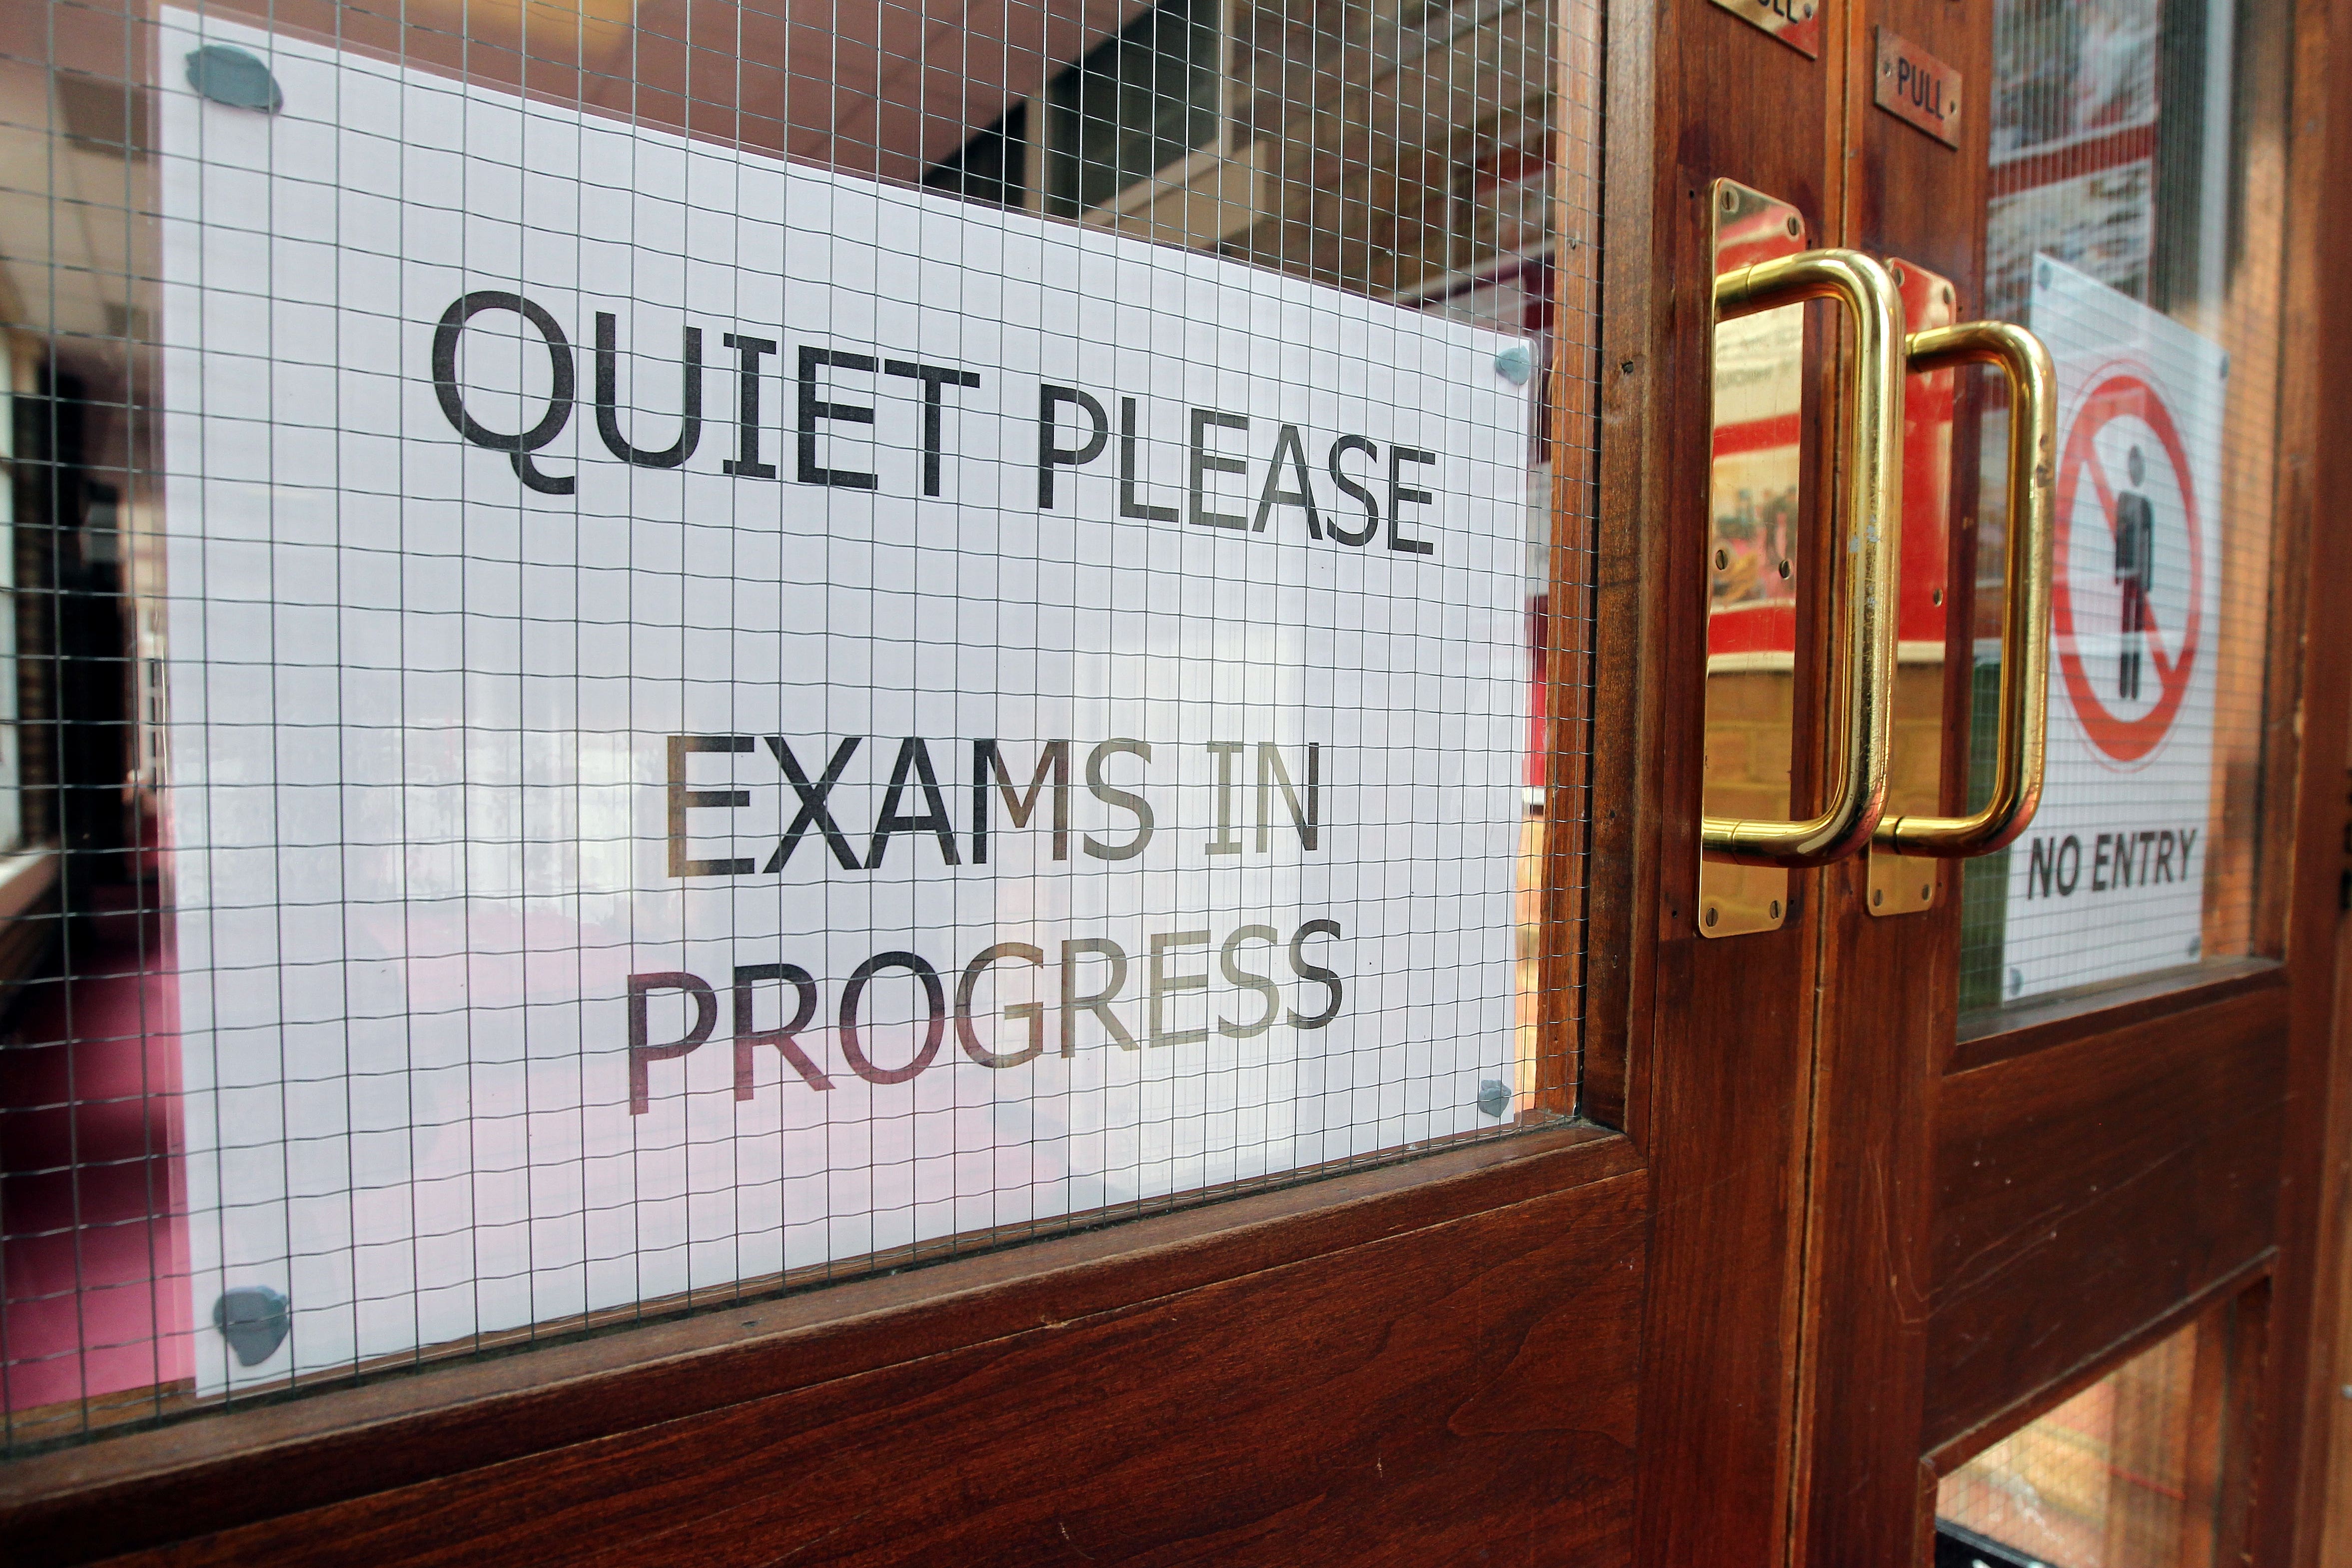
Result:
[1874, 27, 1963, 147]
[1709, 0, 1821, 59]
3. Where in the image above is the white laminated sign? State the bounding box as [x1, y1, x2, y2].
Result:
[158, 13, 1532, 1389]
[2000, 256, 2228, 998]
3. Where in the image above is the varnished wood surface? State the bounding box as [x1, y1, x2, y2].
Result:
[2187, 1287, 2266, 1568]
[1948, 957, 2281, 1073]
[2, 1126, 1636, 1565]
[2314, 915, 2352, 1563]
[6, 0, 2349, 1558]
[1624, 0, 1841, 1560]
[88, 1169, 1648, 1568]
[1539, 0, 1608, 1119]
[1581, 0, 1662, 1134]
[1925, 985, 2288, 1451]
[1910, 0, 2352, 1556]
[2259, 2, 2352, 1559]
[1923, 1261, 2269, 1475]
[1784, 0, 1986, 1557]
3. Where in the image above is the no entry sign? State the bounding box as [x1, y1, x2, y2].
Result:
[2002, 258, 2227, 999]
[2051, 373, 2205, 764]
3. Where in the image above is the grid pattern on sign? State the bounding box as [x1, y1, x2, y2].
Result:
[1958, 0, 2293, 1012]
[0, 0, 1600, 1448]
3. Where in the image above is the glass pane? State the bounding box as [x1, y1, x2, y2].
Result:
[1961, 0, 2293, 1011]
[1040, 0, 1221, 218]
[1935, 1310, 2243, 1567]
[0, 0, 1596, 1445]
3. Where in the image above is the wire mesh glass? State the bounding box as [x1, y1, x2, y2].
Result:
[0, 0, 1600, 1448]
[1936, 1311, 2243, 1568]
[1959, 0, 2294, 1013]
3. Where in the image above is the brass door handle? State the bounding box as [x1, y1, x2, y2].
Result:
[1703, 249, 1906, 868]
[1873, 320, 2056, 857]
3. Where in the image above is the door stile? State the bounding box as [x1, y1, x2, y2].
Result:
[2259, 0, 2352, 1556]
[2247, 0, 2342, 972]
[1586, 0, 1664, 1132]
[1543, 0, 1609, 1120]
[1619, 0, 1849, 1560]
[1786, 0, 1987, 1559]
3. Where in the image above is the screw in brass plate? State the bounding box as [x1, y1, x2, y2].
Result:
[1931, 587, 1943, 606]
[1777, 559, 1791, 579]
[1872, 888, 1884, 907]
[1713, 548, 1729, 571]
[1919, 883, 1932, 899]
[1705, 905, 1720, 928]
[1784, 215, 1801, 238]
[1721, 187, 1738, 212]
[1769, 900, 1782, 919]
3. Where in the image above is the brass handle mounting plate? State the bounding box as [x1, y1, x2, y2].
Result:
[1872, 318, 2057, 865]
[1863, 256, 1960, 919]
[1697, 180, 1906, 937]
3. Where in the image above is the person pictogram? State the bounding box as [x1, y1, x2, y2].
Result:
[2112, 445, 2155, 701]
[2051, 372, 2205, 765]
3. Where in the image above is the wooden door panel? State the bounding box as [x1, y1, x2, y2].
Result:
[1618, 0, 1845, 1549]
[1, 1130, 1640, 1564]
[2, 0, 1646, 1556]
[1787, 0, 1986, 1557]
[95, 1171, 1647, 1568]
[8, 0, 2352, 1553]
[1896, 0, 2352, 1555]
[1925, 982, 2288, 1451]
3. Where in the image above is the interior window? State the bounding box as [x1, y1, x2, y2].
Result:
[1934, 1307, 2247, 1566]
[0, 0, 1580, 1446]
[1959, 0, 2294, 1013]
[925, 0, 1224, 221]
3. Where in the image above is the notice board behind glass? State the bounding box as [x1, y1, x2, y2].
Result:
[0, 0, 1600, 1447]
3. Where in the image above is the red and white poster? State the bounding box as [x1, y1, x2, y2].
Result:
[2000, 255, 2227, 998]
[1985, 0, 2160, 319]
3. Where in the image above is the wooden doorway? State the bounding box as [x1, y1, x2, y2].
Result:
[0, 0, 2349, 1562]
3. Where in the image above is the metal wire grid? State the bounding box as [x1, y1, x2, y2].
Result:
[1937, 1318, 2217, 1568]
[1958, 0, 2293, 1012]
[0, 0, 1601, 1449]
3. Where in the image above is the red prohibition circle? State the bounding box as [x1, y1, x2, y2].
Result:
[2050, 371, 2204, 765]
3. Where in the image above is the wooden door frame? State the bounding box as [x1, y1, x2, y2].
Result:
[1596, 0, 2352, 1560]
[0, 0, 1650, 1560]
[0, 1124, 1651, 1564]
[1600, 0, 1853, 1553]
[2243, 3, 2352, 1556]
[6, 0, 2352, 1562]
[1899, 0, 2352, 1556]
